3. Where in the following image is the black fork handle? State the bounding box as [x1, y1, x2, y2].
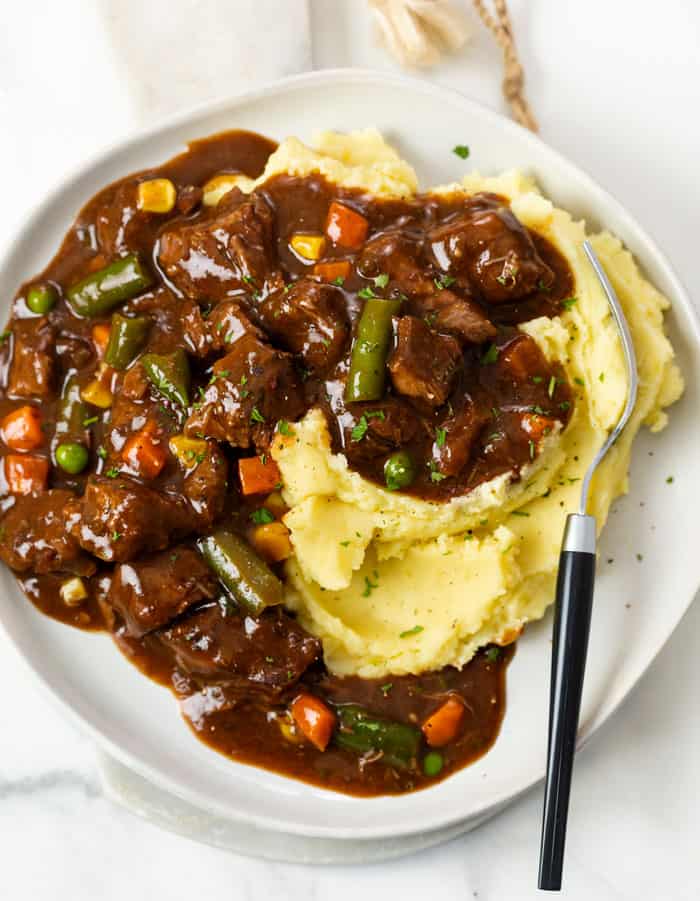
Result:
[539, 514, 596, 891]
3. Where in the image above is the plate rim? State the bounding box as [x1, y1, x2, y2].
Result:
[1, 66, 699, 840]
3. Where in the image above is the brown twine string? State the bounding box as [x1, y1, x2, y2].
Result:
[472, 0, 538, 132]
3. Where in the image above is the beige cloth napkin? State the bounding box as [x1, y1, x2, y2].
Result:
[98, 0, 312, 122]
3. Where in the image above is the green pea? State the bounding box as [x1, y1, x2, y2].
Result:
[56, 442, 89, 475]
[423, 751, 444, 778]
[384, 450, 416, 491]
[26, 283, 58, 315]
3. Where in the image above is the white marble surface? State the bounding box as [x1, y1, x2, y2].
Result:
[1, 1, 699, 897]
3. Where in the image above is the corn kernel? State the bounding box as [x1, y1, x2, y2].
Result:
[202, 173, 255, 207]
[249, 521, 293, 563]
[60, 577, 88, 607]
[81, 379, 113, 409]
[263, 491, 288, 520]
[169, 434, 208, 468]
[290, 233, 326, 262]
[276, 712, 304, 745]
[137, 178, 177, 214]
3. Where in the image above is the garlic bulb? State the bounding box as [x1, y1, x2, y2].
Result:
[368, 0, 471, 68]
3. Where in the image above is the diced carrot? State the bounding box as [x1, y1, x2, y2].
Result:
[291, 694, 336, 751]
[520, 413, 557, 444]
[4, 454, 49, 494]
[313, 260, 352, 283]
[238, 455, 281, 496]
[325, 201, 369, 250]
[121, 421, 167, 479]
[1, 405, 43, 452]
[249, 521, 293, 563]
[91, 323, 111, 358]
[421, 696, 465, 748]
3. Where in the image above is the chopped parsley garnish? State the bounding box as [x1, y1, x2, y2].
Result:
[112, 531, 122, 541]
[250, 507, 275, 525]
[97, 446, 108, 460]
[83, 415, 99, 427]
[373, 273, 389, 289]
[511, 510, 530, 517]
[547, 375, 557, 398]
[399, 625, 424, 638]
[666, 475, 674, 484]
[435, 427, 447, 448]
[250, 406, 265, 424]
[453, 145, 470, 159]
[380, 683, 393, 695]
[362, 574, 379, 597]
[358, 286, 378, 300]
[481, 343, 499, 365]
[529, 439, 536, 459]
[434, 275, 457, 290]
[332, 276, 345, 287]
[574, 376, 585, 386]
[427, 460, 446, 482]
[636, 553, 643, 562]
[277, 419, 295, 437]
[485, 647, 501, 662]
[0, 330, 11, 342]
[531, 375, 543, 384]
[350, 410, 385, 442]
[599, 372, 605, 382]
[530, 405, 546, 415]
[105, 466, 120, 478]
[339, 540, 351, 547]
[559, 401, 571, 411]
[561, 297, 578, 309]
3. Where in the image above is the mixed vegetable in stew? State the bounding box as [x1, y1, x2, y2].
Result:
[0, 130, 575, 795]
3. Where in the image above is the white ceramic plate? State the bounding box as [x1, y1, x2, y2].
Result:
[1, 69, 698, 841]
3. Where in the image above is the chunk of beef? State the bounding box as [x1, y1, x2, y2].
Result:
[108, 547, 218, 637]
[182, 299, 263, 358]
[429, 196, 553, 303]
[433, 398, 490, 477]
[158, 192, 278, 302]
[95, 181, 153, 257]
[103, 363, 161, 465]
[388, 316, 462, 408]
[185, 334, 304, 451]
[258, 279, 348, 374]
[0, 491, 96, 576]
[66, 475, 190, 563]
[357, 232, 434, 296]
[342, 398, 421, 465]
[7, 317, 54, 399]
[417, 289, 497, 345]
[182, 442, 228, 527]
[159, 604, 320, 693]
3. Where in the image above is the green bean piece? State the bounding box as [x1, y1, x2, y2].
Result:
[422, 751, 444, 778]
[141, 349, 190, 407]
[26, 283, 58, 315]
[384, 450, 416, 491]
[197, 530, 284, 615]
[345, 297, 402, 403]
[104, 314, 150, 370]
[55, 442, 89, 475]
[334, 704, 421, 770]
[66, 254, 154, 317]
[55, 375, 89, 443]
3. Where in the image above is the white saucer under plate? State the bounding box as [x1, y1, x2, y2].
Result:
[1, 69, 699, 854]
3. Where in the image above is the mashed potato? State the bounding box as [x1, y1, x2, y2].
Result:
[261, 131, 684, 678]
